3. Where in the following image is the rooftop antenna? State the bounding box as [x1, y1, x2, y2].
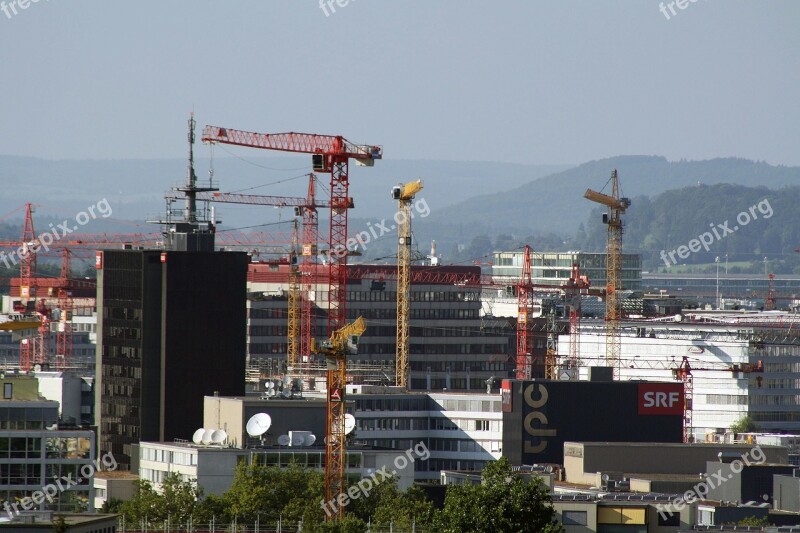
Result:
[192, 428, 205, 445]
[344, 414, 356, 435]
[149, 114, 218, 251]
[246, 413, 272, 441]
[210, 429, 228, 445]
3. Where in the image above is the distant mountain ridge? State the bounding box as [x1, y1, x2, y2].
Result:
[0, 154, 570, 229]
[421, 156, 800, 238]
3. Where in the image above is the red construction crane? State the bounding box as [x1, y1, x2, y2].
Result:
[201, 125, 382, 334]
[672, 356, 763, 443]
[563, 263, 592, 371]
[166, 174, 333, 362]
[202, 125, 381, 521]
[766, 273, 776, 311]
[516, 245, 534, 380]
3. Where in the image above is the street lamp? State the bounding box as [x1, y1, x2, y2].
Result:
[715, 256, 720, 310]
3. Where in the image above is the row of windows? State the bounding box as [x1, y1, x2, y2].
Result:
[0, 488, 92, 513]
[428, 418, 499, 432]
[355, 398, 429, 411]
[764, 363, 800, 373]
[410, 378, 493, 390]
[750, 412, 800, 422]
[0, 407, 59, 430]
[749, 395, 800, 406]
[141, 447, 197, 466]
[409, 361, 512, 373]
[252, 452, 362, 469]
[764, 379, 800, 389]
[705, 394, 748, 405]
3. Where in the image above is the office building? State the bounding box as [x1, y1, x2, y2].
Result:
[0, 375, 96, 513]
[96, 249, 248, 469]
[247, 262, 515, 391]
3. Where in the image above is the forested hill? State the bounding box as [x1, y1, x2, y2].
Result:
[574, 183, 799, 273]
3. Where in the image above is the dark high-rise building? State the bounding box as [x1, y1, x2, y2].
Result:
[95, 249, 248, 469]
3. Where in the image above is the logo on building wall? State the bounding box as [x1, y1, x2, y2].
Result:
[523, 382, 556, 454]
[638, 383, 684, 415]
[501, 380, 512, 412]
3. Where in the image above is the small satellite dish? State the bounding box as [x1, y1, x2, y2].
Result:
[211, 429, 227, 444]
[344, 414, 356, 435]
[246, 413, 272, 437]
[192, 428, 205, 444]
[304, 434, 317, 446]
[33, 364, 41, 372]
[201, 429, 214, 445]
[291, 433, 305, 446]
[277, 435, 291, 446]
[267, 381, 275, 390]
[281, 389, 291, 399]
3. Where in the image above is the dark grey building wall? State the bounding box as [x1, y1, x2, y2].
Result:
[161, 251, 248, 442]
[501, 380, 683, 465]
[98, 249, 247, 467]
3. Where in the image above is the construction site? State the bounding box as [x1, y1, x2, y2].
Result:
[2, 116, 800, 527]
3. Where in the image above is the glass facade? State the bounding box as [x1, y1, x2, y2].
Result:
[0, 427, 95, 513]
[493, 251, 642, 290]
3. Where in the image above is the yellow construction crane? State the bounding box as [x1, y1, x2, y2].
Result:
[0, 320, 41, 332]
[312, 316, 366, 521]
[391, 179, 423, 390]
[584, 170, 630, 378]
[287, 220, 301, 369]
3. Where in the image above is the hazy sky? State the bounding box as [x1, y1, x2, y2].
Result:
[1, 1, 798, 166]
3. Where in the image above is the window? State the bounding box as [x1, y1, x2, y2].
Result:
[658, 512, 680, 526]
[3, 383, 11, 400]
[562, 510, 587, 525]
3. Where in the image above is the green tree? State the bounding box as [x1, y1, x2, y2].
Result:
[313, 515, 368, 533]
[51, 516, 68, 533]
[223, 461, 324, 524]
[435, 457, 563, 533]
[99, 498, 123, 514]
[737, 515, 770, 526]
[345, 476, 434, 530]
[159, 473, 205, 524]
[117, 475, 206, 526]
[730, 415, 758, 433]
[118, 480, 161, 525]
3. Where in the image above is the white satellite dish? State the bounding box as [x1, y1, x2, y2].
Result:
[280, 389, 291, 399]
[201, 429, 214, 445]
[344, 414, 356, 435]
[304, 434, 317, 446]
[246, 413, 272, 437]
[192, 428, 205, 444]
[211, 429, 227, 444]
[277, 435, 291, 446]
[33, 364, 42, 372]
[291, 433, 305, 446]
